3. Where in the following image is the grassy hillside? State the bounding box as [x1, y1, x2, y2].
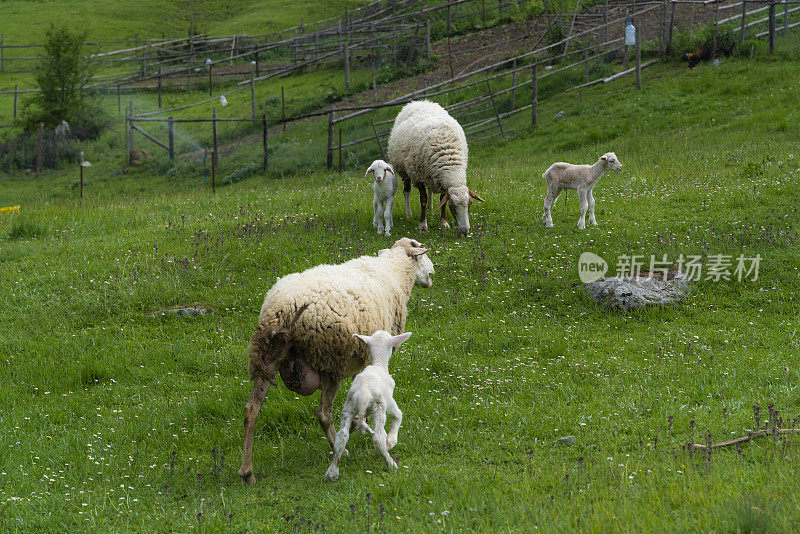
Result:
[2, 35, 800, 533]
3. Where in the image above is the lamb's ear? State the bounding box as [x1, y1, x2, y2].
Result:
[437, 192, 450, 211]
[353, 333, 371, 344]
[365, 162, 377, 177]
[390, 332, 412, 347]
[468, 189, 485, 202]
[386, 164, 396, 177]
[377, 248, 391, 257]
[600, 154, 608, 161]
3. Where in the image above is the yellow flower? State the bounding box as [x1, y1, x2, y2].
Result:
[0, 205, 20, 215]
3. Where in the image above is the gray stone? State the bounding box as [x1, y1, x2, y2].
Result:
[151, 306, 214, 317]
[585, 275, 690, 311]
[557, 435, 577, 446]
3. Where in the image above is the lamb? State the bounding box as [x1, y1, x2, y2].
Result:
[365, 160, 398, 236]
[324, 330, 411, 481]
[238, 238, 434, 485]
[541, 152, 623, 230]
[387, 100, 484, 236]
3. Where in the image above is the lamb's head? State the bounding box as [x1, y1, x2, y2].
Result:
[353, 330, 412, 365]
[600, 152, 623, 171]
[391, 237, 434, 287]
[438, 185, 485, 236]
[365, 159, 395, 183]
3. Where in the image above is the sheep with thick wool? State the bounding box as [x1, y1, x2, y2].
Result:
[388, 100, 484, 236]
[238, 238, 434, 485]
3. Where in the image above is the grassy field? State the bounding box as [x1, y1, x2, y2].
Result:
[2, 30, 800, 534]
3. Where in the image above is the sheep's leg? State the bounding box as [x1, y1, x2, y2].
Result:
[415, 183, 428, 231]
[386, 398, 403, 450]
[587, 189, 597, 226]
[439, 194, 450, 229]
[238, 375, 272, 485]
[403, 179, 412, 217]
[542, 185, 558, 228]
[318, 377, 342, 449]
[372, 196, 382, 232]
[577, 188, 588, 230]
[324, 411, 353, 481]
[383, 199, 393, 236]
[370, 408, 397, 470]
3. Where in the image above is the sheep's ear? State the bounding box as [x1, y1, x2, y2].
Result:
[468, 189, 485, 202]
[407, 247, 429, 258]
[600, 154, 608, 161]
[378, 248, 391, 257]
[437, 192, 450, 211]
[386, 164, 395, 177]
[353, 333, 371, 344]
[390, 332, 412, 347]
[365, 165, 375, 177]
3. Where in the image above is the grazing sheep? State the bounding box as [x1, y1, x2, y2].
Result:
[541, 152, 623, 230]
[324, 330, 411, 481]
[238, 238, 434, 485]
[387, 100, 484, 236]
[366, 159, 398, 236]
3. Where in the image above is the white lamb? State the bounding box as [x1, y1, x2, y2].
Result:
[365, 159, 397, 236]
[388, 100, 484, 236]
[324, 330, 411, 481]
[541, 152, 623, 230]
[238, 238, 434, 485]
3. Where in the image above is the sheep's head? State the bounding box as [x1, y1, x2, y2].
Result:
[600, 152, 623, 171]
[365, 159, 395, 183]
[353, 331, 412, 364]
[391, 238, 434, 287]
[438, 185, 484, 236]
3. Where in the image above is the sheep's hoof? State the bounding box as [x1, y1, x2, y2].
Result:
[384, 230, 392, 236]
[417, 222, 428, 232]
[386, 459, 398, 471]
[239, 470, 255, 485]
[577, 223, 586, 230]
[324, 468, 339, 481]
[440, 220, 450, 230]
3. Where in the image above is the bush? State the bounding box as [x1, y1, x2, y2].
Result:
[221, 161, 261, 185]
[0, 128, 81, 171]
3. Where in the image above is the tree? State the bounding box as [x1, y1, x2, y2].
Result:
[26, 23, 106, 139]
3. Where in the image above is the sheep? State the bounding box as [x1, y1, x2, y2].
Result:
[365, 160, 398, 236]
[238, 238, 434, 485]
[387, 100, 484, 236]
[541, 152, 623, 230]
[324, 330, 411, 481]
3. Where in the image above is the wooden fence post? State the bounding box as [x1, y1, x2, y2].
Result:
[486, 81, 503, 134]
[250, 69, 256, 119]
[281, 86, 286, 131]
[36, 122, 44, 175]
[768, 0, 775, 53]
[343, 42, 350, 90]
[713, 0, 719, 58]
[13, 84, 18, 119]
[482, 0, 486, 26]
[338, 129, 343, 175]
[127, 102, 135, 164]
[741, 0, 748, 43]
[209, 64, 214, 97]
[157, 64, 163, 108]
[425, 19, 431, 55]
[584, 47, 589, 83]
[212, 107, 218, 194]
[117, 85, 121, 116]
[511, 59, 516, 111]
[784, 1, 789, 35]
[168, 117, 175, 160]
[0, 34, 4, 73]
[255, 50, 260, 77]
[667, 0, 676, 53]
[531, 61, 538, 126]
[262, 113, 269, 170]
[635, 29, 642, 90]
[327, 107, 335, 170]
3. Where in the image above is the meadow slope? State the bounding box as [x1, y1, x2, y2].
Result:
[1, 44, 800, 532]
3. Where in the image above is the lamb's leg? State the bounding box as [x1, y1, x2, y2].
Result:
[386, 398, 403, 450]
[403, 179, 412, 217]
[370, 408, 397, 470]
[324, 411, 353, 481]
[439, 194, 450, 229]
[383, 198, 394, 236]
[587, 189, 597, 226]
[542, 184, 557, 228]
[372, 195, 382, 232]
[238, 375, 272, 485]
[577, 188, 588, 230]
[416, 183, 428, 231]
[318, 377, 342, 449]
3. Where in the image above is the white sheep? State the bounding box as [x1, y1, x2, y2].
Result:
[388, 100, 484, 236]
[238, 238, 434, 485]
[324, 330, 411, 481]
[541, 152, 623, 230]
[365, 160, 397, 236]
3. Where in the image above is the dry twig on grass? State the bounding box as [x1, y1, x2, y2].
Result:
[689, 429, 800, 451]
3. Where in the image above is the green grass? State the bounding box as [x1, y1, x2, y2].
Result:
[2, 33, 800, 533]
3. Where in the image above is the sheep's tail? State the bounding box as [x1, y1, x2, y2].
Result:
[248, 303, 309, 380]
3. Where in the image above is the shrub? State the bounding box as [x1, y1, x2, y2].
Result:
[221, 161, 261, 185]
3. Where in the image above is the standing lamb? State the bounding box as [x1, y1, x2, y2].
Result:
[388, 100, 484, 236]
[324, 330, 411, 481]
[365, 159, 397, 236]
[541, 152, 623, 230]
[238, 238, 434, 485]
